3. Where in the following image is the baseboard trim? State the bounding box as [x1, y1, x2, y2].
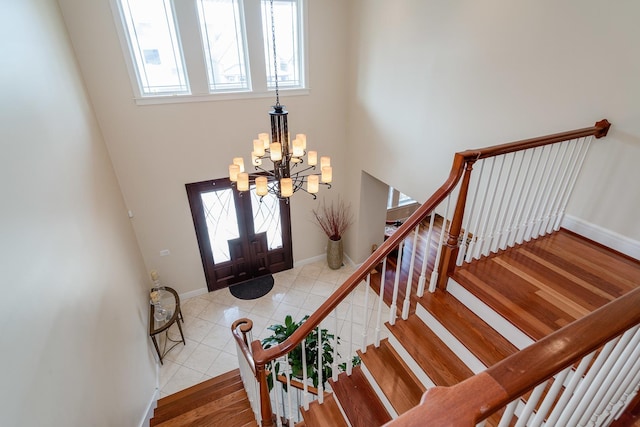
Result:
[139, 386, 159, 427]
[561, 215, 640, 260]
[179, 253, 354, 301]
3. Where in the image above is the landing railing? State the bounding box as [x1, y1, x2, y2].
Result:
[390, 286, 640, 427]
[231, 119, 612, 426]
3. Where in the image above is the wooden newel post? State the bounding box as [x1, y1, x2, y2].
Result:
[436, 157, 477, 290]
[256, 362, 274, 427]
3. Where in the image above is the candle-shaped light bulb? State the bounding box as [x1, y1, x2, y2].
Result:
[259, 132, 270, 149]
[296, 133, 307, 150]
[308, 150, 318, 166]
[280, 178, 293, 198]
[292, 138, 304, 157]
[253, 139, 265, 157]
[229, 164, 240, 181]
[233, 157, 245, 173]
[307, 175, 319, 194]
[256, 176, 268, 196]
[238, 172, 249, 191]
[321, 166, 332, 183]
[270, 143, 282, 161]
[320, 156, 331, 169]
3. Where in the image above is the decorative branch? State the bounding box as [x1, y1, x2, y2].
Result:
[312, 199, 353, 241]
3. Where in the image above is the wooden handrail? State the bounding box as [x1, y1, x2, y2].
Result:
[231, 318, 256, 374]
[388, 286, 640, 426]
[233, 119, 612, 426]
[436, 119, 611, 288]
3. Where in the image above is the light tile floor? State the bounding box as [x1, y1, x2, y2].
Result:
[157, 261, 391, 398]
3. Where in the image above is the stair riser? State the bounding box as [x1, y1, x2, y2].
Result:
[447, 278, 534, 349]
[384, 332, 436, 388]
[414, 304, 487, 374]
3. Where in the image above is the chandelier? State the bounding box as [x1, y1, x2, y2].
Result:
[228, 0, 331, 200]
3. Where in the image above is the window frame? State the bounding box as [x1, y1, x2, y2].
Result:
[110, 0, 309, 105]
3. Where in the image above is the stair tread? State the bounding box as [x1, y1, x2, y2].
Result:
[152, 375, 244, 423]
[153, 390, 254, 427]
[157, 369, 241, 406]
[301, 394, 348, 427]
[329, 366, 392, 427]
[387, 315, 474, 386]
[358, 339, 426, 415]
[419, 290, 519, 367]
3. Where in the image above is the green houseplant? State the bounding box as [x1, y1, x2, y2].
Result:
[261, 315, 359, 391]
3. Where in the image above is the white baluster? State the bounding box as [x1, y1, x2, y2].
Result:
[272, 360, 283, 427]
[605, 352, 640, 424]
[553, 136, 594, 231]
[533, 140, 570, 238]
[429, 195, 451, 292]
[527, 143, 563, 241]
[458, 160, 485, 265]
[529, 366, 572, 427]
[497, 399, 518, 427]
[472, 157, 498, 259]
[487, 152, 517, 255]
[362, 275, 371, 350]
[375, 258, 387, 347]
[513, 146, 545, 245]
[495, 149, 526, 252]
[389, 240, 404, 325]
[418, 212, 436, 295]
[347, 291, 354, 375]
[332, 309, 339, 381]
[545, 350, 597, 426]
[554, 337, 619, 426]
[479, 154, 505, 257]
[514, 381, 546, 427]
[501, 148, 536, 249]
[317, 326, 324, 404]
[464, 159, 488, 262]
[547, 139, 580, 235]
[284, 354, 294, 426]
[402, 225, 420, 319]
[301, 339, 309, 410]
[577, 325, 640, 426]
[521, 145, 554, 243]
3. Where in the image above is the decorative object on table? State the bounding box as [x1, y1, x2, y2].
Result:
[229, 274, 275, 300]
[226, 0, 332, 201]
[262, 315, 360, 391]
[149, 270, 168, 321]
[312, 199, 353, 269]
[148, 286, 185, 365]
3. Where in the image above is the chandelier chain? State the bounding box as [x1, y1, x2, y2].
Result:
[270, 0, 280, 107]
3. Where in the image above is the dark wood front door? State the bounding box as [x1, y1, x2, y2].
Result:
[186, 178, 293, 291]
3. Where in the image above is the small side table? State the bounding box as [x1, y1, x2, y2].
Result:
[149, 286, 185, 364]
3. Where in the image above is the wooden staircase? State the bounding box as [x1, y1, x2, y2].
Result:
[150, 369, 257, 427]
[153, 230, 640, 426]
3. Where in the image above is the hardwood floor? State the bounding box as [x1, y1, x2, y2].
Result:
[371, 220, 640, 342]
[452, 229, 640, 340]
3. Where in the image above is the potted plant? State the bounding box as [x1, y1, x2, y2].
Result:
[312, 199, 353, 269]
[262, 314, 359, 391]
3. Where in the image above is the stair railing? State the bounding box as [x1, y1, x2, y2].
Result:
[231, 119, 611, 426]
[388, 286, 640, 427]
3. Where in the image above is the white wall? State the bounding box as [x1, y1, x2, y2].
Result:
[0, 1, 156, 425]
[345, 0, 640, 259]
[58, 0, 351, 296]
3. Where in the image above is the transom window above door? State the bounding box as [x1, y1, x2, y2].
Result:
[111, 0, 308, 104]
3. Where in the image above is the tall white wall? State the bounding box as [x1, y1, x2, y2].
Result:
[345, 0, 640, 260]
[58, 0, 351, 296]
[0, 1, 156, 425]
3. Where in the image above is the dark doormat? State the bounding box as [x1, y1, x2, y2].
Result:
[229, 274, 275, 300]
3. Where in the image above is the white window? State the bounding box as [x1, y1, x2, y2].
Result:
[112, 0, 307, 103]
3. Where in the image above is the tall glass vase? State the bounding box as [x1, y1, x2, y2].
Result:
[326, 237, 343, 270]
